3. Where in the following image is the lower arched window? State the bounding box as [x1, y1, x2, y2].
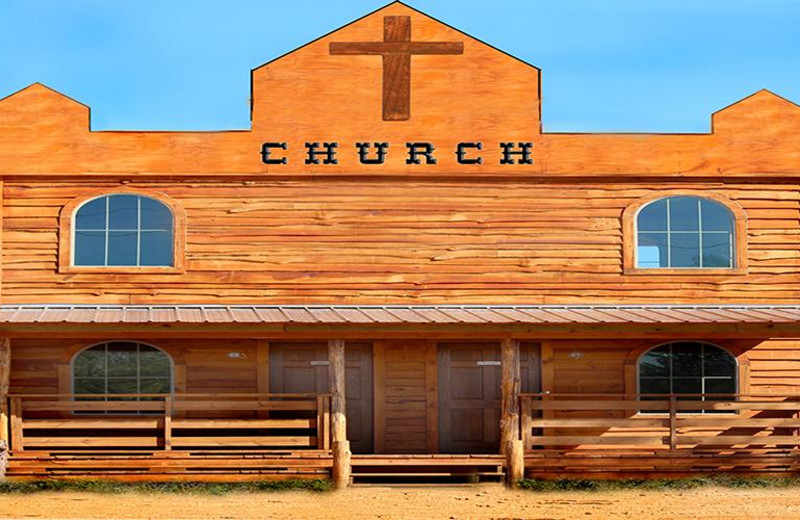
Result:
[638, 341, 736, 412]
[72, 341, 172, 405]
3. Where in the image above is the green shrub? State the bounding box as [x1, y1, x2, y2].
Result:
[517, 475, 800, 492]
[0, 479, 332, 494]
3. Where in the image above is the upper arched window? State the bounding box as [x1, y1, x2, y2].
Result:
[72, 341, 173, 397]
[638, 341, 737, 406]
[73, 194, 174, 267]
[636, 196, 735, 269]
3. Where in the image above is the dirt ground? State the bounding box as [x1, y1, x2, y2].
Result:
[1, 484, 799, 520]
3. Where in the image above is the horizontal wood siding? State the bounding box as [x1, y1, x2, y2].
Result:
[3, 180, 800, 304]
[8, 338, 259, 397]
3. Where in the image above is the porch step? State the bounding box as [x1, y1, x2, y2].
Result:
[350, 454, 505, 484]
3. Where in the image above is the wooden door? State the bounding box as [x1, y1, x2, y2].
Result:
[438, 341, 540, 454]
[269, 342, 373, 453]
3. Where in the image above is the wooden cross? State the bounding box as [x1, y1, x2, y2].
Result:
[330, 16, 464, 121]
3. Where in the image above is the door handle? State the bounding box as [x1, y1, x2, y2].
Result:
[310, 360, 330, 366]
[476, 361, 501, 366]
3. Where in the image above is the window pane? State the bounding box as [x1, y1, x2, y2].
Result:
[670, 232, 700, 268]
[638, 199, 667, 232]
[702, 232, 732, 268]
[139, 378, 171, 394]
[74, 347, 105, 378]
[639, 347, 670, 377]
[75, 197, 107, 230]
[701, 200, 733, 232]
[74, 378, 105, 394]
[74, 231, 106, 266]
[106, 342, 138, 377]
[108, 195, 139, 230]
[108, 230, 138, 266]
[637, 232, 668, 268]
[704, 346, 736, 376]
[139, 347, 171, 377]
[671, 342, 703, 376]
[106, 378, 138, 394]
[672, 378, 702, 395]
[140, 230, 173, 266]
[669, 197, 700, 231]
[141, 197, 173, 230]
[640, 378, 670, 396]
[705, 378, 736, 396]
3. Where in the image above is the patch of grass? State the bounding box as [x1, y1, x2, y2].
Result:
[0, 479, 332, 494]
[517, 475, 800, 492]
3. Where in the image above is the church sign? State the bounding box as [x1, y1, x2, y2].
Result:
[260, 141, 534, 165]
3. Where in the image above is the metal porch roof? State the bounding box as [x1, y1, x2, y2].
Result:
[1, 305, 800, 325]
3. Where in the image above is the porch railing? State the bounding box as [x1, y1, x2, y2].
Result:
[7, 393, 331, 452]
[520, 393, 800, 451]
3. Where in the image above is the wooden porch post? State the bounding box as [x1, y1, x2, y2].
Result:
[501, 338, 524, 486]
[328, 339, 351, 489]
[0, 338, 9, 479]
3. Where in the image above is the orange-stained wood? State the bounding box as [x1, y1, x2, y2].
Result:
[0, 4, 798, 178]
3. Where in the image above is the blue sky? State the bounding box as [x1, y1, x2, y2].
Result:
[1, 0, 798, 132]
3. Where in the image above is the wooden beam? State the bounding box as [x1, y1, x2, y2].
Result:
[500, 338, 521, 449]
[257, 340, 270, 419]
[500, 338, 523, 486]
[0, 338, 7, 478]
[0, 338, 9, 447]
[328, 339, 350, 489]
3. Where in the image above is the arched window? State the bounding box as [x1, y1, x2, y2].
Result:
[72, 341, 173, 398]
[638, 342, 736, 408]
[73, 194, 174, 267]
[636, 196, 735, 269]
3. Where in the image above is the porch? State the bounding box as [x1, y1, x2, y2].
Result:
[7, 392, 800, 482]
[4, 304, 800, 483]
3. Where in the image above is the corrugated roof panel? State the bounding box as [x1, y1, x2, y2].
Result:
[381, 308, 431, 323]
[329, 308, 375, 323]
[149, 307, 177, 323]
[465, 308, 511, 323]
[124, 307, 152, 323]
[435, 308, 490, 323]
[228, 307, 259, 323]
[281, 308, 318, 323]
[252, 308, 288, 323]
[12, 308, 45, 323]
[359, 308, 404, 323]
[39, 307, 73, 322]
[176, 307, 204, 323]
[413, 307, 462, 323]
[306, 307, 348, 323]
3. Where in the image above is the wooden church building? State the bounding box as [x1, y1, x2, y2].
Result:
[4, 2, 800, 484]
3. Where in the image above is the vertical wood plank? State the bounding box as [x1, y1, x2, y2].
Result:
[0, 339, 9, 446]
[372, 342, 386, 454]
[57, 363, 70, 420]
[9, 397, 22, 452]
[316, 394, 325, 450]
[425, 341, 439, 454]
[520, 395, 533, 450]
[539, 341, 555, 438]
[328, 339, 350, 488]
[174, 363, 187, 419]
[163, 396, 173, 451]
[257, 340, 270, 419]
[669, 395, 677, 450]
[323, 394, 331, 451]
